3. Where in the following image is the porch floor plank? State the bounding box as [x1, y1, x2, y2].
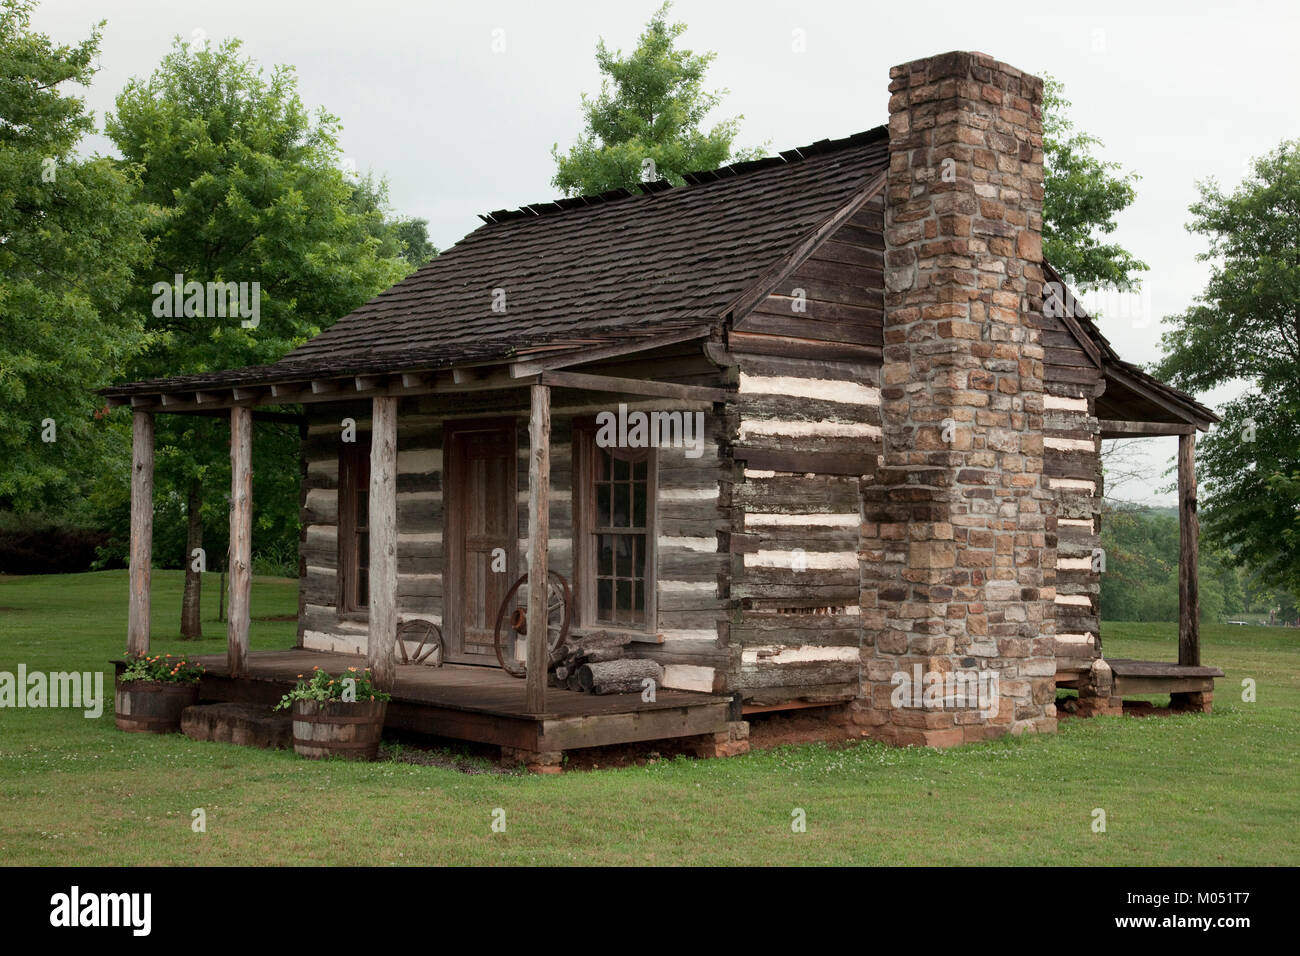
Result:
[1105, 658, 1224, 679]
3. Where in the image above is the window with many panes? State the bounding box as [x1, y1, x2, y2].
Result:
[337, 435, 371, 614]
[576, 427, 656, 630]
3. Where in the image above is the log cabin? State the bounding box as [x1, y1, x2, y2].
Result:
[103, 50, 1221, 766]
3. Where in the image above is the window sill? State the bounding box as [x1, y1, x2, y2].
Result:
[572, 625, 662, 644]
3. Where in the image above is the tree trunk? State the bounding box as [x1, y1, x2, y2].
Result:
[180, 479, 203, 640]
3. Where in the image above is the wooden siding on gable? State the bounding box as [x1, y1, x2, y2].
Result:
[732, 195, 885, 360]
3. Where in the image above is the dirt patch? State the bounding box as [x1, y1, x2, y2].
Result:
[379, 735, 514, 775]
[558, 736, 705, 771]
[1122, 699, 1181, 718]
[1057, 693, 1182, 720]
[744, 707, 858, 750]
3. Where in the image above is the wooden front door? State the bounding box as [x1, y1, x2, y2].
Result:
[445, 420, 517, 665]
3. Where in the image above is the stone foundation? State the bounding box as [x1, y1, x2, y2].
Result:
[500, 747, 564, 773]
[687, 720, 751, 758]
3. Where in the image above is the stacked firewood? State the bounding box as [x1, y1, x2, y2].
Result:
[550, 631, 664, 695]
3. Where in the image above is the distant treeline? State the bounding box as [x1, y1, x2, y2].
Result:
[1100, 506, 1298, 624]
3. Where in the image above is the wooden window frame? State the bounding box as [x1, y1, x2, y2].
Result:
[573, 420, 658, 636]
[337, 432, 372, 620]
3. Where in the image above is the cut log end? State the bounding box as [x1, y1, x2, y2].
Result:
[577, 659, 665, 695]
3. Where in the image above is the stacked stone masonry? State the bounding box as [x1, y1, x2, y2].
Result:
[856, 51, 1058, 745]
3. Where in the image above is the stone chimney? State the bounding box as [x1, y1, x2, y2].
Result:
[857, 51, 1057, 745]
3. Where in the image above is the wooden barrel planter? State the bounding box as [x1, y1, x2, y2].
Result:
[114, 679, 200, 734]
[291, 699, 387, 761]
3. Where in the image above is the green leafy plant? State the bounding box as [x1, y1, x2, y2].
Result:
[274, 665, 391, 711]
[118, 653, 204, 684]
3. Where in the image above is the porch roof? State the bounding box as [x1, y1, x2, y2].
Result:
[1043, 263, 1219, 433]
[100, 321, 720, 410]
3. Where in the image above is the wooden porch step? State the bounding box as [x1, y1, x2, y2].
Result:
[1106, 658, 1224, 696]
[181, 702, 293, 750]
[1106, 659, 1225, 678]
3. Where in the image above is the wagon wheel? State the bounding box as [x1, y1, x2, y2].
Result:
[493, 571, 571, 679]
[397, 617, 444, 666]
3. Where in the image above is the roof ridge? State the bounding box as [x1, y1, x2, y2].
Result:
[479, 126, 888, 225]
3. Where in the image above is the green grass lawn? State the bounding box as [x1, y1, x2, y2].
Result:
[1, 570, 1297, 866]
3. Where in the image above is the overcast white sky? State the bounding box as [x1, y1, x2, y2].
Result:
[37, 0, 1300, 503]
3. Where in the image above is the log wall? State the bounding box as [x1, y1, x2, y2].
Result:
[1038, 310, 1104, 670]
[722, 353, 882, 706]
[296, 364, 731, 693]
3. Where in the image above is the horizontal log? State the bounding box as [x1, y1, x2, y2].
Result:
[739, 660, 859, 689]
[727, 331, 883, 364]
[538, 370, 731, 404]
[1098, 419, 1195, 437]
[733, 447, 875, 477]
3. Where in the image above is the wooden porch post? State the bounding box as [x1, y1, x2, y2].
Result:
[526, 384, 551, 714]
[368, 395, 399, 691]
[228, 405, 252, 677]
[127, 409, 154, 656]
[1178, 432, 1200, 666]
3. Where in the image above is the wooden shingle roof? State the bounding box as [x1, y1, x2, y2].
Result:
[104, 129, 890, 399]
[283, 129, 889, 366]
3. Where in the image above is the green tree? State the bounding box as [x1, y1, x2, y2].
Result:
[551, 2, 764, 196]
[347, 172, 437, 268]
[1098, 507, 1239, 623]
[0, 0, 148, 510]
[105, 37, 415, 637]
[1158, 141, 1300, 596]
[1042, 77, 1148, 291]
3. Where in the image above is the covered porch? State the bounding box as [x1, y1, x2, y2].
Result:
[105, 325, 737, 763]
[1057, 355, 1225, 712]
